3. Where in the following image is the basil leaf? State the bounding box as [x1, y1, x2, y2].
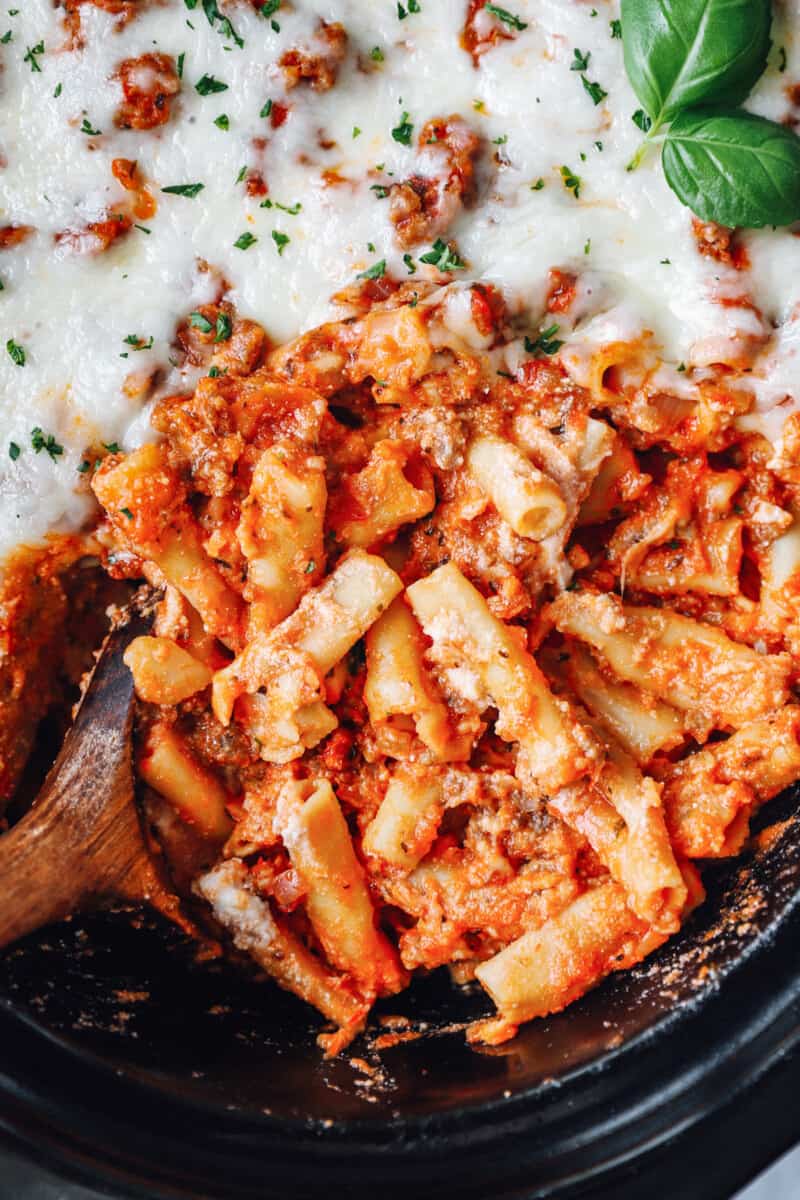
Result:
[662, 108, 800, 228]
[620, 0, 771, 127]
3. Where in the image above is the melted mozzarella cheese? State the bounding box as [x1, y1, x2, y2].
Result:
[1, 0, 799, 561]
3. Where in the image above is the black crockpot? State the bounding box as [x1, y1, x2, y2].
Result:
[1, 786, 799, 1199]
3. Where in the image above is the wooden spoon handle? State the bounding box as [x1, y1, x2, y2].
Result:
[0, 615, 152, 948]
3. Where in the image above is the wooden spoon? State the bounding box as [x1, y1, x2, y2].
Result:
[0, 611, 189, 950]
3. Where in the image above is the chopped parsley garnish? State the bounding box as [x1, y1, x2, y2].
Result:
[234, 231, 258, 250]
[260, 98, 273, 118]
[53, 81, 62, 97]
[196, 73, 227, 94]
[120, 507, 134, 521]
[134, 224, 152, 234]
[660, 258, 671, 264]
[584, 237, 591, 254]
[403, 252, 416, 273]
[778, 46, 787, 73]
[531, 178, 545, 190]
[161, 182, 205, 197]
[357, 259, 386, 280]
[189, 311, 214, 333]
[353, 125, 361, 138]
[214, 113, 230, 130]
[419, 238, 465, 271]
[271, 230, 290, 255]
[123, 334, 154, 350]
[397, 0, 420, 17]
[371, 184, 389, 198]
[304, 559, 316, 574]
[185, 0, 243, 49]
[6, 339, 25, 366]
[571, 48, 590, 71]
[8, 442, 19, 461]
[23, 41, 43, 72]
[492, 134, 508, 145]
[560, 165, 581, 198]
[260, 0, 280, 16]
[260, 198, 302, 214]
[80, 117, 101, 135]
[370, 46, 384, 62]
[77, 460, 91, 474]
[31, 426, 63, 460]
[391, 111, 413, 145]
[610, 19, 622, 38]
[485, 4, 527, 31]
[214, 313, 232, 342]
[235, 165, 247, 183]
[0, 30, 11, 44]
[632, 108, 652, 132]
[525, 324, 563, 356]
[581, 76, 607, 105]
[176, 51, 185, 78]
[103, 441, 120, 453]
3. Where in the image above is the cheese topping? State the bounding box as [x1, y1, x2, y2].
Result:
[1, 0, 799, 561]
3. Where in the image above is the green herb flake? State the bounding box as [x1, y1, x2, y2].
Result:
[161, 182, 205, 198]
[403, 252, 416, 274]
[6, 339, 25, 366]
[419, 238, 465, 271]
[8, 441, 19, 461]
[30, 426, 63, 460]
[357, 259, 386, 280]
[134, 224, 152, 234]
[391, 111, 413, 145]
[23, 40, 43, 72]
[271, 230, 290, 255]
[0, 30, 11, 44]
[610, 18, 622, 38]
[525, 324, 563, 357]
[484, 4, 527, 31]
[352, 125, 361, 138]
[80, 117, 101, 135]
[214, 312, 232, 343]
[191, 0, 243, 48]
[214, 113, 230, 130]
[531, 177, 545, 190]
[123, 334, 154, 351]
[176, 51, 185, 78]
[571, 48, 590, 72]
[196, 73, 227, 95]
[304, 559, 316, 574]
[120, 507, 134, 521]
[581, 76, 607, 105]
[189, 311, 214, 333]
[260, 98, 273, 118]
[559, 165, 581, 198]
[370, 46, 384, 62]
[234, 231, 258, 250]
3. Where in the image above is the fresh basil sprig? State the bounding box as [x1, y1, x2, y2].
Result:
[662, 108, 800, 228]
[620, 0, 800, 227]
[621, 0, 771, 130]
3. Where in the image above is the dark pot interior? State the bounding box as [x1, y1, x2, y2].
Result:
[1, 787, 799, 1199]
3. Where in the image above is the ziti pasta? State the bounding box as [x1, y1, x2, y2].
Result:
[2, 1, 800, 1054]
